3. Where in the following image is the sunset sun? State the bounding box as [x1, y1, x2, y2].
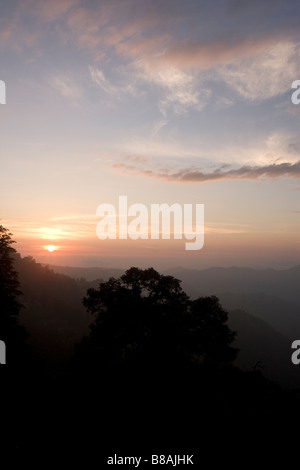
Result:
[47, 245, 56, 253]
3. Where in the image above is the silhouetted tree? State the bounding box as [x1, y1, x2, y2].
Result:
[0, 225, 29, 363]
[188, 296, 237, 366]
[74, 267, 237, 373]
[69, 267, 296, 452]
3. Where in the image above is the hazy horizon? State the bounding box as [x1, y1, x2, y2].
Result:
[34, 253, 300, 272]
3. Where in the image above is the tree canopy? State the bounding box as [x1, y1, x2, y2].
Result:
[0, 225, 29, 363]
[0, 225, 22, 316]
[75, 267, 237, 373]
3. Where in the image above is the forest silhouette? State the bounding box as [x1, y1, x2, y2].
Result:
[1, 224, 300, 457]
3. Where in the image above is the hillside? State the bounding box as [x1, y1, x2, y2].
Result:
[166, 265, 300, 306]
[221, 292, 300, 340]
[46, 264, 124, 282]
[14, 255, 96, 369]
[228, 309, 298, 387]
[11, 256, 300, 386]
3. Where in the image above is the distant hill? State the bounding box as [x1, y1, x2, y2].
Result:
[220, 292, 300, 340]
[14, 255, 95, 369]
[228, 309, 299, 387]
[46, 261, 300, 343]
[48, 263, 300, 306]
[46, 264, 124, 282]
[164, 265, 300, 339]
[165, 265, 300, 306]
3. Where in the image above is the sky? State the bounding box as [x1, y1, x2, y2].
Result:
[0, 0, 300, 270]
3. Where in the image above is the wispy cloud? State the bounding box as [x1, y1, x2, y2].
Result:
[111, 130, 300, 171]
[51, 76, 81, 101]
[216, 41, 300, 100]
[136, 64, 211, 115]
[151, 119, 168, 137]
[4, 1, 300, 112]
[4, 215, 97, 241]
[157, 35, 281, 71]
[49, 214, 96, 222]
[89, 67, 117, 95]
[113, 160, 300, 183]
[89, 66, 137, 98]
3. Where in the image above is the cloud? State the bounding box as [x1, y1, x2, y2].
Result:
[33, 0, 80, 22]
[0, 0, 80, 52]
[255, 131, 300, 165]
[89, 66, 137, 98]
[0, 14, 39, 52]
[112, 130, 300, 171]
[134, 64, 211, 115]
[216, 41, 300, 100]
[4, 1, 300, 114]
[158, 35, 280, 71]
[126, 155, 149, 164]
[113, 160, 300, 183]
[215, 97, 234, 109]
[23, 0, 295, 113]
[5, 214, 97, 241]
[89, 66, 117, 95]
[151, 119, 168, 136]
[89, 61, 211, 115]
[49, 214, 96, 222]
[51, 76, 81, 101]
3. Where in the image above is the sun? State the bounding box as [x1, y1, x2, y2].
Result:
[47, 245, 56, 253]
